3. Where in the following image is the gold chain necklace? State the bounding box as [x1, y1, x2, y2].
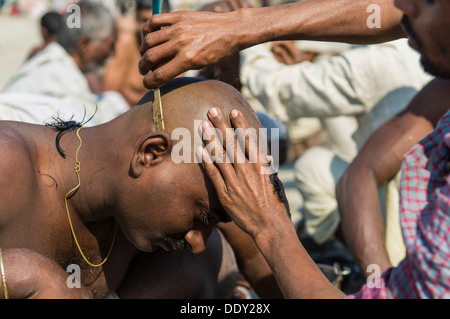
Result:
[64, 126, 117, 267]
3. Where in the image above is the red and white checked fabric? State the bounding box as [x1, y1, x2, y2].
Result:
[346, 110, 450, 299]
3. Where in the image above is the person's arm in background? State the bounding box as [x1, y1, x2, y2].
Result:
[0, 248, 92, 299]
[217, 221, 283, 298]
[139, 0, 405, 88]
[103, 31, 145, 107]
[336, 78, 450, 276]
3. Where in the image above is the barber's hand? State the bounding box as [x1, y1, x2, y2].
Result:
[139, 1, 251, 89]
[197, 107, 291, 240]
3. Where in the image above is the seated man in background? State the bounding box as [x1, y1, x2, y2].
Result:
[0, 77, 281, 299]
[241, 38, 431, 247]
[0, 93, 86, 125]
[3, 0, 129, 126]
[26, 10, 61, 60]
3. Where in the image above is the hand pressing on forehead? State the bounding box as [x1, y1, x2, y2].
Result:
[197, 107, 290, 240]
[198, 107, 344, 299]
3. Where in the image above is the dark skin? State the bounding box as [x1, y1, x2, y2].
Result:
[0, 78, 281, 299]
[337, 77, 450, 276]
[192, 0, 450, 298]
[116, 228, 239, 298]
[198, 107, 344, 299]
[196, 0, 313, 91]
[216, 221, 283, 298]
[139, 0, 405, 89]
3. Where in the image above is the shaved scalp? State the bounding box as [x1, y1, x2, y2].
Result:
[136, 77, 261, 133]
[122, 77, 268, 169]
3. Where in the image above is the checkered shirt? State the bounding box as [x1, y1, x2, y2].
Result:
[346, 110, 450, 299]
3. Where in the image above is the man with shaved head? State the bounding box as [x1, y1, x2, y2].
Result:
[0, 77, 281, 299]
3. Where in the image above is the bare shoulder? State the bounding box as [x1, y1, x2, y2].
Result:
[0, 122, 33, 167]
[0, 122, 37, 214]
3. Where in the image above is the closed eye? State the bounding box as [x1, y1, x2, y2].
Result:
[201, 213, 210, 225]
[198, 202, 211, 225]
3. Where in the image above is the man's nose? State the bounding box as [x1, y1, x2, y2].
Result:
[184, 224, 216, 254]
[394, 0, 419, 18]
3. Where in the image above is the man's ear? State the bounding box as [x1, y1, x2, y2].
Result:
[130, 132, 172, 177]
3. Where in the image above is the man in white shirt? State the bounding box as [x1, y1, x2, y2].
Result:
[3, 1, 129, 126]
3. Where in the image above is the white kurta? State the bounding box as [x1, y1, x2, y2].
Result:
[3, 42, 129, 126]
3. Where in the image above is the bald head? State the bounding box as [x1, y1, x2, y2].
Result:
[109, 77, 274, 173]
[105, 78, 268, 252]
[136, 77, 261, 133]
[133, 78, 264, 167]
[71, 78, 274, 253]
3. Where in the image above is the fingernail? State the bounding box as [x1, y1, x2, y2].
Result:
[209, 107, 218, 117]
[202, 120, 211, 130]
[231, 109, 239, 118]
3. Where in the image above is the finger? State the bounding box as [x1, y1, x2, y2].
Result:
[231, 109, 273, 175]
[285, 45, 304, 64]
[274, 43, 297, 64]
[141, 16, 157, 38]
[207, 107, 246, 166]
[140, 28, 167, 58]
[197, 146, 228, 196]
[279, 48, 295, 65]
[199, 121, 239, 186]
[141, 55, 190, 89]
[139, 39, 178, 75]
[272, 46, 292, 65]
[141, 11, 179, 37]
[229, 110, 260, 162]
[200, 120, 231, 166]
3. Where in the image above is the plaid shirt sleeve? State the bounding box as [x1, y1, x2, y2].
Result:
[345, 111, 450, 299]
